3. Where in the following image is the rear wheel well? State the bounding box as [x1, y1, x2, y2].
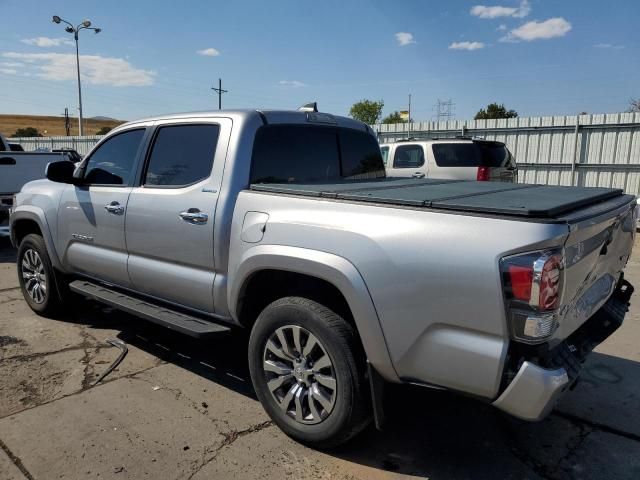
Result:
[12, 219, 43, 246]
[237, 270, 356, 332]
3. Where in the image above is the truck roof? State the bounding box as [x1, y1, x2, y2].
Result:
[114, 109, 370, 133]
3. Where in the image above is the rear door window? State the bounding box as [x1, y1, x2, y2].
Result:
[393, 145, 425, 168]
[432, 142, 510, 167]
[143, 124, 220, 187]
[380, 146, 389, 166]
[250, 125, 384, 183]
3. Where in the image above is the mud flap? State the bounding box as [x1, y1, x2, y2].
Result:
[367, 361, 385, 431]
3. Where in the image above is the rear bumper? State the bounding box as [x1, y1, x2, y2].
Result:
[493, 278, 633, 421]
[493, 362, 569, 420]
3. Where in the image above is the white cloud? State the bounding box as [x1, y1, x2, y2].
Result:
[21, 37, 74, 47]
[0, 68, 18, 75]
[497, 24, 507, 31]
[501, 17, 572, 42]
[593, 43, 625, 50]
[471, 0, 530, 19]
[278, 80, 307, 88]
[449, 41, 486, 51]
[2, 52, 155, 86]
[197, 48, 220, 57]
[395, 32, 416, 46]
[0, 61, 24, 67]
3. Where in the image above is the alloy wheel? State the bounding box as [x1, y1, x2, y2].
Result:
[262, 325, 337, 425]
[21, 248, 47, 304]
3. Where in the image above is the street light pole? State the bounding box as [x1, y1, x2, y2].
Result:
[73, 30, 84, 136]
[52, 16, 102, 136]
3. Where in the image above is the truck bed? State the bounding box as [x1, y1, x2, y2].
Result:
[250, 179, 630, 220]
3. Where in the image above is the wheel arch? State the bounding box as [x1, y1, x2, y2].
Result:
[10, 208, 63, 270]
[229, 244, 398, 382]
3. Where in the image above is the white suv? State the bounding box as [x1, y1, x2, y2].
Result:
[381, 138, 517, 182]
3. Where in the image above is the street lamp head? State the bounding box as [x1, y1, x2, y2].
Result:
[82, 19, 91, 27]
[52, 15, 61, 24]
[94, 28, 102, 34]
[65, 26, 74, 33]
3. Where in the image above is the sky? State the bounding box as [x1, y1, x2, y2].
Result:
[0, 0, 638, 123]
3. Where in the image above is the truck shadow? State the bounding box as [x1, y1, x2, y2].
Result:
[67, 299, 640, 480]
[0, 237, 16, 262]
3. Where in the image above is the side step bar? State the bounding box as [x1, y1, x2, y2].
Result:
[70, 280, 231, 338]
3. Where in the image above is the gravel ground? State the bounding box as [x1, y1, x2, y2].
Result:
[1, 236, 639, 480]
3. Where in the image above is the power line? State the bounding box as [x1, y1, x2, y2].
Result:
[211, 78, 228, 110]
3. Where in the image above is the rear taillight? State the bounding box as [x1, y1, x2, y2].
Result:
[501, 249, 564, 343]
[477, 166, 490, 181]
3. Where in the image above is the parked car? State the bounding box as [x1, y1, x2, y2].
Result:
[381, 137, 517, 182]
[10, 109, 636, 448]
[0, 132, 72, 237]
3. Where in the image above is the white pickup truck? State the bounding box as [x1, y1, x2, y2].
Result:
[0, 132, 72, 236]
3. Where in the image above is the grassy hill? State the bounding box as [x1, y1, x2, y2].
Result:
[0, 114, 125, 137]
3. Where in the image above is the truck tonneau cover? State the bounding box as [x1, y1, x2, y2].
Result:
[250, 179, 627, 219]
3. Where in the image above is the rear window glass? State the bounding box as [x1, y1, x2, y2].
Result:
[393, 145, 425, 168]
[432, 142, 510, 168]
[250, 125, 385, 184]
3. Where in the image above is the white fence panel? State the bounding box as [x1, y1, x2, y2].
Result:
[374, 112, 640, 195]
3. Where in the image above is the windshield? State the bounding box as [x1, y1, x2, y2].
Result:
[432, 142, 511, 168]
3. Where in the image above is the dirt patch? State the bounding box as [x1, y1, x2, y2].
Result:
[0, 336, 25, 348]
[0, 349, 86, 418]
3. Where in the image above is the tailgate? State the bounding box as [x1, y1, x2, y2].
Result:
[555, 195, 637, 340]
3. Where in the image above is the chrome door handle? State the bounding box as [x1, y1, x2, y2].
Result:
[412, 172, 425, 178]
[179, 208, 208, 224]
[104, 201, 125, 215]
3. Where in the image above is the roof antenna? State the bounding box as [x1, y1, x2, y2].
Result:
[298, 102, 318, 112]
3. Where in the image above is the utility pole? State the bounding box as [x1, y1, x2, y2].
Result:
[211, 78, 228, 110]
[407, 94, 412, 138]
[62, 107, 71, 136]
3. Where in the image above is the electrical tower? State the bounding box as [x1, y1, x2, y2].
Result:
[211, 78, 228, 110]
[433, 99, 455, 122]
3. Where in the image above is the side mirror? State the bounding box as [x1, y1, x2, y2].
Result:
[46, 160, 77, 184]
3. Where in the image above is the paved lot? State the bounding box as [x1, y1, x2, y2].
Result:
[1, 236, 639, 480]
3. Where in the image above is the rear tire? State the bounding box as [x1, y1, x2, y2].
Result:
[17, 234, 66, 316]
[248, 296, 371, 448]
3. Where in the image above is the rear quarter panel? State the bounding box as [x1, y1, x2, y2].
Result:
[229, 191, 569, 397]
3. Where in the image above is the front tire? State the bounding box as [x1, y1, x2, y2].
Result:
[248, 296, 370, 448]
[17, 234, 64, 316]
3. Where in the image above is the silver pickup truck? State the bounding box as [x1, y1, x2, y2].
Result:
[10, 109, 637, 448]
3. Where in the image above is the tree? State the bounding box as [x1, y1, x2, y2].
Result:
[474, 103, 518, 120]
[96, 126, 112, 135]
[628, 98, 640, 113]
[349, 99, 384, 125]
[381, 111, 408, 124]
[13, 127, 42, 137]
